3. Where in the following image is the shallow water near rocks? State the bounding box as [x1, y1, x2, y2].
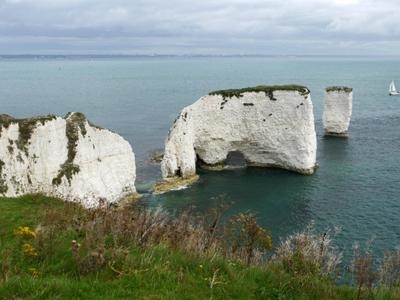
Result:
[1, 55, 400, 262]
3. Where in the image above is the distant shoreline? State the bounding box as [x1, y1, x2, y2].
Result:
[1, 54, 400, 60]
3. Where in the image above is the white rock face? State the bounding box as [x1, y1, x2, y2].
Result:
[161, 85, 317, 179]
[323, 87, 353, 136]
[0, 112, 136, 207]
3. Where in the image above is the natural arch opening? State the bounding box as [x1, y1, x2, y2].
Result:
[225, 151, 246, 168]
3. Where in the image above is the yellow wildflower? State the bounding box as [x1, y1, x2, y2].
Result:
[14, 226, 37, 239]
[22, 243, 38, 257]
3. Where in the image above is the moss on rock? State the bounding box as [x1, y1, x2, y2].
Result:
[209, 85, 309, 100]
[7, 145, 13, 154]
[0, 114, 14, 129]
[0, 114, 56, 154]
[65, 112, 87, 137]
[325, 86, 353, 93]
[52, 112, 88, 186]
[0, 159, 7, 194]
[0, 112, 108, 190]
[52, 162, 80, 185]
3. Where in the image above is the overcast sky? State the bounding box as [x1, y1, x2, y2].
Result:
[0, 0, 399, 55]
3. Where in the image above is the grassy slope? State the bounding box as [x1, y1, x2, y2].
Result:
[0, 195, 395, 299]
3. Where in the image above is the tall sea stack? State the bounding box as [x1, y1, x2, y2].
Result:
[323, 86, 353, 137]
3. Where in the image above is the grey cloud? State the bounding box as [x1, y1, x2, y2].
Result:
[0, 0, 399, 54]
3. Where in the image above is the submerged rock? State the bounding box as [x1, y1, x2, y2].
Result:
[149, 149, 164, 164]
[153, 174, 199, 195]
[323, 86, 353, 137]
[0, 112, 136, 207]
[161, 85, 317, 184]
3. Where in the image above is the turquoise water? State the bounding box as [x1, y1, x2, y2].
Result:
[1, 56, 400, 260]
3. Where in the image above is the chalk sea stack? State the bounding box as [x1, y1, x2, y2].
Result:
[158, 85, 317, 192]
[0, 112, 136, 207]
[323, 86, 353, 137]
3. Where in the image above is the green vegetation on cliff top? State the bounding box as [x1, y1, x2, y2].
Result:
[52, 113, 87, 186]
[0, 112, 103, 186]
[326, 86, 353, 93]
[0, 115, 57, 155]
[209, 85, 310, 100]
[1, 194, 400, 299]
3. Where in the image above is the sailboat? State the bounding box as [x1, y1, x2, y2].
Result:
[389, 80, 400, 96]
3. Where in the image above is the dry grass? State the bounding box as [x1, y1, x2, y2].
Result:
[272, 224, 342, 277]
[380, 248, 400, 288]
[350, 243, 379, 299]
[30, 200, 274, 274]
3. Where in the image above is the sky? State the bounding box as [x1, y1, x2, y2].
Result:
[0, 0, 399, 55]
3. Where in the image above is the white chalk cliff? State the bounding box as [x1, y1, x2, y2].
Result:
[323, 86, 353, 136]
[161, 85, 317, 180]
[0, 112, 136, 207]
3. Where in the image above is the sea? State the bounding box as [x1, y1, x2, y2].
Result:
[1, 55, 400, 262]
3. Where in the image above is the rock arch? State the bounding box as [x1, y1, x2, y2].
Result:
[225, 151, 246, 168]
[161, 85, 317, 181]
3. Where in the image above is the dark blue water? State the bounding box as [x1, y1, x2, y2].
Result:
[1, 56, 400, 260]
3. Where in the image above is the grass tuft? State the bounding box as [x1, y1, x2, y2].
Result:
[1, 194, 400, 299]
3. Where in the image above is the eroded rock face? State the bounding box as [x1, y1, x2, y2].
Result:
[161, 85, 317, 180]
[323, 86, 353, 137]
[0, 112, 136, 207]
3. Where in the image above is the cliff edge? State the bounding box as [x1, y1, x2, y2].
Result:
[0, 112, 136, 207]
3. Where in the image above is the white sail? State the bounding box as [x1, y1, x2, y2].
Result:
[389, 81, 397, 93]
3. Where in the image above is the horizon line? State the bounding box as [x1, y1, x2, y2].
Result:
[1, 54, 400, 58]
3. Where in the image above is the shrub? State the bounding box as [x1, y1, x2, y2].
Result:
[29, 201, 274, 275]
[225, 213, 272, 264]
[380, 248, 400, 288]
[272, 224, 342, 277]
